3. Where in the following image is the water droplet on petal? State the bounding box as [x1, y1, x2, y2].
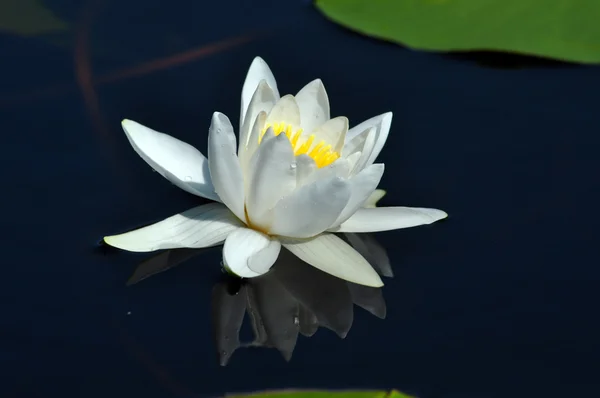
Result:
[184, 176, 192, 182]
[290, 163, 297, 170]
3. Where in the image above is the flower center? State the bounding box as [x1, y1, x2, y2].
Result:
[259, 122, 340, 168]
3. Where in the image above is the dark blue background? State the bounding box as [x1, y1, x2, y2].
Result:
[2, 0, 599, 397]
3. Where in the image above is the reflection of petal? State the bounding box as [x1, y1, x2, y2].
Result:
[344, 232, 393, 278]
[244, 285, 269, 347]
[347, 283, 387, 319]
[127, 248, 203, 285]
[298, 305, 319, 337]
[211, 282, 246, 366]
[272, 249, 354, 338]
[247, 274, 300, 361]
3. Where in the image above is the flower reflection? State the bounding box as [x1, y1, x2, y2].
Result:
[128, 232, 390, 365]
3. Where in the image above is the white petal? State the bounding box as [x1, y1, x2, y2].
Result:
[346, 112, 393, 167]
[332, 207, 448, 233]
[330, 164, 384, 228]
[239, 81, 276, 156]
[240, 110, 267, 177]
[343, 125, 373, 157]
[295, 79, 330, 133]
[310, 116, 348, 154]
[121, 119, 219, 201]
[269, 177, 351, 238]
[246, 133, 297, 229]
[349, 127, 376, 175]
[266, 95, 301, 127]
[295, 154, 317, 187]
[240, 57, 279, 129]
[344, 152, 362, 175]
[223, 227, 281, 278]
[302, 158, 350, 187]
[103, 203, 242, 252]
[364, 189, 386, 208]
[208, 112, 246, 222]
[281, 233, 383, 287]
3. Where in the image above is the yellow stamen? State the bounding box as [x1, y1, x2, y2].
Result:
[296, 135, 314, 155]
[259, 122, 339, 168]
[308, 141, 325, 157]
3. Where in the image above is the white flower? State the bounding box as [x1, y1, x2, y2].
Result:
[104, 56, 447, 287]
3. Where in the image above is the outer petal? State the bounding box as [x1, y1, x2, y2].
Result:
[295, 79, 330, 133]
[121, 119, 219, 201]
[246, 133, 297, 229]
[330, 164, 385, 228]
[269, 177, 351, 239]
[302, 158, 350, 187]
[345, 112, 393, 167]
[344, 152, 362, 176]
[295, 154, 317, 187]
[208, 112, 246, 222]
[333, 207, 448, 233]
[103, 203, 242, 252]
[343, 125, 373, 158]
[349, 127, 376, 176]
[241, 110, 267, 174]
[240, 57, 279, 129]
[223, 227, 281, 278]
[281, 233, 383, 287]
[364, 189, 386, 208]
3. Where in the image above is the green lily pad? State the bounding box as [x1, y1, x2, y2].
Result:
[315, 0, 600, 64]
[227, 389, 416, 398]
[0, 0, 68, 36]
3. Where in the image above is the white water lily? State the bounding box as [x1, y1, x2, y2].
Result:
[104, 56, 447, 287]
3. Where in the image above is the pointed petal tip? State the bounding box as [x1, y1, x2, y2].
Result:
[103, 235, 141, 252]
[103, 235, 115, 246]
[371, 279, 384, 288]
[120, 119, 136, 133]
[211, 111, 228, 123]
[307, 78, 325, 89]
[432, 209, 449, 222]
[102, 234, 140, 252]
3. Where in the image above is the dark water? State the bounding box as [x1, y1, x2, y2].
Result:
[2, 1, 600, 397]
